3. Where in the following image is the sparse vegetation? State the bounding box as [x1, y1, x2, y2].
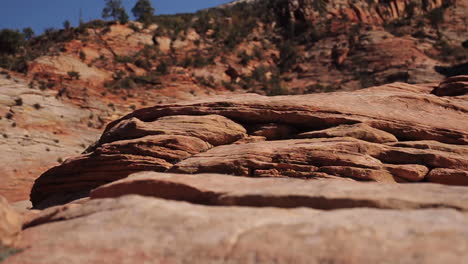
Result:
[79, 51, 86, 61]
[14, 97, 23, 106]
[67, 71, 80, 80]
[102, 0, 129, 24]
[0, 29, 25, 54]
[238, 51, 253, 66]
[132, 0, 155, 25]
[156, 61, 169, 74]
[278, 40, 299, 73]
[22, 27, 35, 40]
[114, 55, 134, 64]
[426, 7, 445, 29]
[63, 20, 71, 30]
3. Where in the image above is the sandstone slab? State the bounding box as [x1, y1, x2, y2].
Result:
[432, 75, 468, 96]
[7, 196, 468, 264]
[427, 168, 468, 186]
[91, 172, 468, 211]
[297, 123, 398, 143]
[30, 82, 468, 208]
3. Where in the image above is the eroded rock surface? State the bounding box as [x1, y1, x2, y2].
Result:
[30, 81, 468, 208]
[91, 172, 468, 211]
[7, 195, 468, 264]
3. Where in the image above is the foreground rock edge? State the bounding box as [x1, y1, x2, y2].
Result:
[89, 171, 468, 211]
[7, 195, 468, 264]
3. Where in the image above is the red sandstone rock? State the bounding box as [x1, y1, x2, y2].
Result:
[297, 123, 398, 143]
[6, 195, 468, 264]
[91, 172, 468, 210]
[29, 82, 468, 208]
[427, 168, 468, 186]
[432, 75, 468, 96]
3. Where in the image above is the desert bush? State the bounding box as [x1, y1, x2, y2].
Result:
[426, 7, 445, 28]
[22, 27, 35, 40]
[251, 66, 269, 83]
[253, 45, 264, 60]
[266, 76, 288, 96]
[222, 80, 236, 91]
[192, 53, 212, 68]
[278, 40, 299, 73]
[0, 29, 25, 54]
[152, 14, 194, 36]
[238, 51, 253, 66]
[135, 58, 152, 70]
[63, 20, 71, 30]
[156, 61, 169, 74]
[114, 55, 134, 64]
[67, 71, 81, 80]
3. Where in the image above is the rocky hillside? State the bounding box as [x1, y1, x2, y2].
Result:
[1, 76, 468, 263]
[0, 0, 466, 202]
[1, 1, 467, 262]
[2, 0, 467, 94]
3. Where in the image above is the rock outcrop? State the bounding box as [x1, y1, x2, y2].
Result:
[432, 75, 468, 96]
[91, 171, 468, 210]
[29, 80, 468, 208]
[7, 195, 468, 264]
[2, 78, 468, 263]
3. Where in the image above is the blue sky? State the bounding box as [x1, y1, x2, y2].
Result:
[0, 0, 232, 34]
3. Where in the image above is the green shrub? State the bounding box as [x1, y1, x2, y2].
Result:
[192, 53, 212, 68]
[238, 51, 253, 66]
[0, 29, 25, 54]
[63, 20, 71, 30]
[135, 58, 152, 70]
[267, 76, 288, 96]
[79, 51, 86, 61]
[102, 0, 129, 24]
[67, 71, 81, 80]
[278, 40, 298, 73]
[22, 27, 35, 40]
[132, 0, 155, 24]
[114, 55, 134, 64]
[156, 61, 169, 74]
[253, 45, 264, 60]
[251, 66, 269, 82]
[426, 7, 445, 28]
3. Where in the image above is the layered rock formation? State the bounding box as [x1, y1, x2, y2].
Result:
[1, 78, 467, 263]
[0, 63, 229, 202]
[1, 0, 465, 204]
[29, 80, 468, 208]
[6, 191, 468, 263]
[3, 0, 464, 99]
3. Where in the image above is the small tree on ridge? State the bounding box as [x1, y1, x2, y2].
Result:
[102, 0, 129, 24]
[132, 0, 155, 25]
